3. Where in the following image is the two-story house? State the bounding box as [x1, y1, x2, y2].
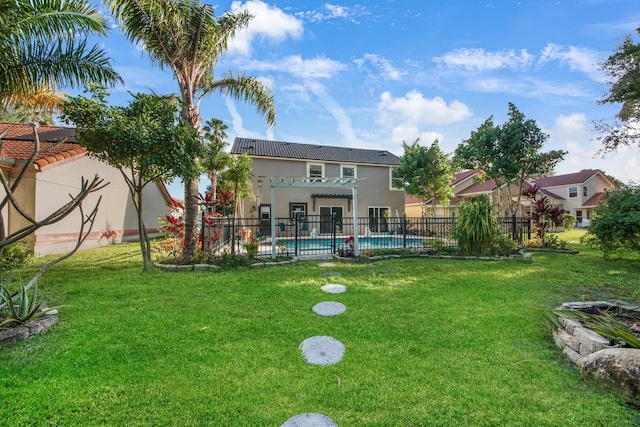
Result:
[230, 138, 405, 235]
[533, 169, 614, 227]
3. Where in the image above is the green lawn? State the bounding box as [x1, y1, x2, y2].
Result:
[1, 236, 639, 426]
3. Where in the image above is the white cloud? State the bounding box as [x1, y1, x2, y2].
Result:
[377, 90, 472, 127]
[538, 43, 605, 82]
[391, 124, 443, 145]
[354, 54, 406, 81]
[229, 1, 303, 56]
[296, 3, 369, 23]
[550, 113, 640, 183]
[243, 55, 347, 79]
[433, 48, 534, 71]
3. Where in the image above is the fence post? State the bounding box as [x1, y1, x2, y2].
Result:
[402, 213, 407, 247]
[332, 212, 337, 254]
[294, 213, 299, 256]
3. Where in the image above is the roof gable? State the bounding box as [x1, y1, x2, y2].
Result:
[231, 137, 400, 166]
[534, 170, 604, 188]
[0, 123, 85, 168]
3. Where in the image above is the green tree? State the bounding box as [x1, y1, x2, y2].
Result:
[62, 89, 202, 271]
[201, 118, 230, 199]
[454, 103, 566, 215]
[0, 0, 121, 108]
[223, 153, 253, 254]
[106, 0, 276, 263]
[581, 184, 640, 258]
[596, 26, 640, 153]
[394, 139, 454, 216]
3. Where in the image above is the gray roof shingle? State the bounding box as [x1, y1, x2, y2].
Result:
[231, 138, 400, 166]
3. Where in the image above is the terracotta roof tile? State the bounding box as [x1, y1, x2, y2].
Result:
[0, 123, 85, 169]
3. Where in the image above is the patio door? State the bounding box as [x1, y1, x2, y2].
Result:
[368, 207, 390, 232]
[259, 205, 271, 236]
[319, 206, 343, 234]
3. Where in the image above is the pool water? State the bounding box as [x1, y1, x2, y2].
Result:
[280, 236, 424, 251]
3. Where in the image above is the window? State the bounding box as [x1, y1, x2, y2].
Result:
[583, 186, 588, 197]
[576, 210, 583, 224]
[586, 210, 591, 220]
[368, 207, 390, 232]
[307, 163, 324, 178]
[390, 168, 402, 190]
[289, 203, 307, 220]
[568, 186, 578, 198]
[341, 164, 356, 179]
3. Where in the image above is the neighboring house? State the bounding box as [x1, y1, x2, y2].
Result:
[0, 123, 172, 255]
[405, 170, 475, 217]
[230, 138, 405, 234]
[533, 169, 615, 227]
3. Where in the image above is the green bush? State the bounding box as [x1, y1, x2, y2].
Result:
[581, 185, 640, 258]
[563, 213, 576, 231]
[490, 234, 517, 256]
[0, 241, 34, 272]
[454, 195, 501, 256]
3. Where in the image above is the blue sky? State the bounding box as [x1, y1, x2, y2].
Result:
[83, 0, 640, 197]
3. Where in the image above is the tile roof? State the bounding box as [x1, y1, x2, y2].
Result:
[456, 179, 498, 195]
[405, 170, 476, 205]
[453, 170, 476, 184]
[533, 169, 601, 187]
[231, 137, 400, 166]
[0, 123, 85, 169]
[583, 192, 605, 208]
[539, 188, 565, 200]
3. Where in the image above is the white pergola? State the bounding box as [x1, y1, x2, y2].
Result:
[266, 176, 364, 258]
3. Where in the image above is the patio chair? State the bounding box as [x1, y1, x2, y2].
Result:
[300, 221, 309, 236]
[278, 222, 288, 236]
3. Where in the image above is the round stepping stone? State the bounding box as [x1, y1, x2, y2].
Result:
[299, 336, 345, 365]
[321, 284, 346, 294]
[312, 301, 346, 317]
[281, 413, 337, 427]
[321, 271, 342, 277]
[317, 262, 336, 267]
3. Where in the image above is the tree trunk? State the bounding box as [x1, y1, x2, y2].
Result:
[183, 177, 199, 261]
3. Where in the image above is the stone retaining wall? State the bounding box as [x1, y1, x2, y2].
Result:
[0, 308, 58, 345]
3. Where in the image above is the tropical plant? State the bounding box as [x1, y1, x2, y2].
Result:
[0, 282, 54, 327]
[0, 241, 34, 272]
[224, 154, 254, 253]
[454, 195, 501, 255]
[242, 240, 260, 258]
[63, 89, 202, 271]
[105, 0, 276, 263]
[0, 0, 121, 110]
[521, 184, 566, 247]
[202, 118, 230, 198]
[563, 213, 576, 231]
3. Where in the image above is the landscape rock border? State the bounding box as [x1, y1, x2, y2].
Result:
[0, 308, 59, 345]
[154, 258, 298, 271]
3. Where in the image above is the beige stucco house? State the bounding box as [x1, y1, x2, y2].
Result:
[533, 169, 614, 227]
[0, 123, 172, 255]
[231, 138, 405, 235]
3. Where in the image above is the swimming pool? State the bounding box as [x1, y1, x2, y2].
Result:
[279, 236, 425, 252]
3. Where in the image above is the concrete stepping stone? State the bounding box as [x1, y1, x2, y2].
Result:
[281, 413, 338, 427]
[299, 336, 345, 365]
[321, 284, 346, 294]
[317, 262, 337, 267]
[312, 301, 346, 317]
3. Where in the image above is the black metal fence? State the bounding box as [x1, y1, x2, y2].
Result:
[200, 214, 532, 257]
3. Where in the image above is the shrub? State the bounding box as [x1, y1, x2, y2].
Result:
[454, 195, 500, 256]
[563, 213, 576, 231]
[0, 241, 34, 272]
[581, 185, 640, 258]
[490, 234, 517, 256]
[0, 281, 54, 327]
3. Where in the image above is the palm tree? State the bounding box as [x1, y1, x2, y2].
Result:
[0, 0, 121, 107]
[202, 118, 229, 198]
[1, 85, 67, 124]
[106, 0, 276, 262]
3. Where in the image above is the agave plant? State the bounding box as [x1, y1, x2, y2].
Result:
[0, 283, 53, 327]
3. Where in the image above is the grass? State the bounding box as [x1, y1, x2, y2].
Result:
[1, 233, 639, 426]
